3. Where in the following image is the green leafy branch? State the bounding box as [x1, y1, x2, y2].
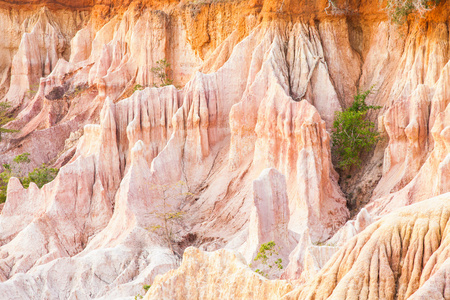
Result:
[251, 241, 284, 278]
[331, 86, 381, 170]
[0, 153, 58, 203]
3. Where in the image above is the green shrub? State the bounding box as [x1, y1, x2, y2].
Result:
[134, 284, 151, 300]
[21, 164, 58, 189]
[331, 87, 381, 170]
[13, 152, 31, 164]
[0, 165, 12, 203]
[143, 284, 151, 292]
[0, 153, 58, 203]
[133, 84, 144, 92]
[0, 153, 28, 203]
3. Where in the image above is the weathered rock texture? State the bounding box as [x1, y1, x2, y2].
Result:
[239, 168, 297, 278]
[0, 10, 352, 296]
[0, 0, 449, 299]
[145, 247, 293, 300]
[284, 193, 450, 300]
[367, 58, 450, 215]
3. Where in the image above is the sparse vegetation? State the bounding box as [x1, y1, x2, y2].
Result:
[325, 0, 438, 23]
[72, 86, 83, 97]
[143, 284, 151, 292]
[385, 0, 439, 24]
[325, 0, 352, 15]
[151, 59, 173, 87]
[313, 240, 337, 247]
[250, 241, 283, 278]
[21, 164, 59, 189]
[331, 87, 381, 171]
[26, 84, 40, 97]
[65, 84, 88, 99]
[134, 284, 151, 299]
[0, 153, 58, 203]
[133, 84, 144, 92]
[147, 181, 192, 258]
[0, 102, 18, 142]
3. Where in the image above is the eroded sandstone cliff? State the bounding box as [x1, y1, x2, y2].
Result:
[0, 0, 449, 299]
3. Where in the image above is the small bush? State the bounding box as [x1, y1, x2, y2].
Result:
[151, 59, 173, 87]
[0, 153, 58, 203]
[134, 284, 151, 299]
[0, 102, 18, 142]
[13, 152, 31, 164]
[331, 87, 381, 170]
[143, 284, 151, 292]
[251, 241, 283, 278]
[385, 0, 439, 24]
[21, 164, 58, 189]
[133, 84, 144, 92]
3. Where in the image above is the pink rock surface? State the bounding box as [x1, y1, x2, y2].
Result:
[0, 16, 351, 297]
[367, 62, 450, 215]
[145, 247, 293, 300]
[0, 3, 448, 299]
[240, 168, 297, 277]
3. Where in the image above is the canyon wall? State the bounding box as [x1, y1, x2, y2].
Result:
[0, 0, 449, 299]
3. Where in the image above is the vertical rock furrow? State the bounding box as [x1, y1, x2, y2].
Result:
[3, 7, 66, 109]
[283, 193, 450, 300]
[368, 59, 450, 215]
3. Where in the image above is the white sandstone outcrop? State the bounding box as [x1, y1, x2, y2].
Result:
[240, 168, 297, 278]
[284, 192, 450, 300]
[145, 247, 293, 300]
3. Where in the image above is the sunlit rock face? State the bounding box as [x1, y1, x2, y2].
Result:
[284, 193, 450, 300]
[0, 0, 449, 299]
[366, 37, 450, 216]
[145, 247, 293, 300]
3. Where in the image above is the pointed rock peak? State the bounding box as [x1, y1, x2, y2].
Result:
[83, 123, 101, 135]
[6, 177, 24, 192]
[100, 97, 114, 119]
[131, 140, 145, 165]
[252, 169, 290, 220]
[38, 6, 50, 14]
[241, 168, 295, 275]
[282, 228, 313, 280]
[252, 168, 290, 236]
